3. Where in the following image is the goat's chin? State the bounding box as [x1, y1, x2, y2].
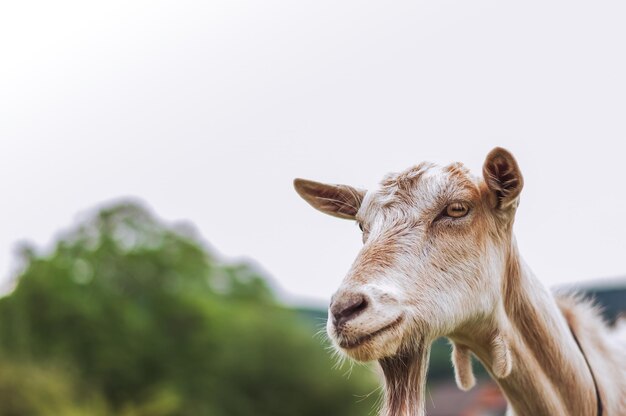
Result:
[340, 334, 404, 362]
[331, 318, 407, 362]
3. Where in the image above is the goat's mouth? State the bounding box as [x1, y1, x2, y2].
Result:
[338, 315, 405, 349]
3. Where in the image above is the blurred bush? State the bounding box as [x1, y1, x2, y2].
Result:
[0, 202, 379, 416]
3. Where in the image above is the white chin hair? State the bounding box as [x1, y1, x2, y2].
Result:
[338, 330, 405, 362]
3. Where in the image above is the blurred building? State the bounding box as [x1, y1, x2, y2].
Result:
[579, 281, 626, 324]
[425, 381, 507, 416]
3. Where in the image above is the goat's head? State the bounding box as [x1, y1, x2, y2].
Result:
[294, 148, 523, 362]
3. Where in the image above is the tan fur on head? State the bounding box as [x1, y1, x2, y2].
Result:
[451, 342, 476, 391]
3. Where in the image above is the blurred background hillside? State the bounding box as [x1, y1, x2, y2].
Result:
[0, 202, 380, 416]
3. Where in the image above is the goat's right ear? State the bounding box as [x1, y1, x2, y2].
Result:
[293, 178, 365, 220]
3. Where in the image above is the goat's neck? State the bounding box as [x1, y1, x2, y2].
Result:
[453, 241, 597, 416]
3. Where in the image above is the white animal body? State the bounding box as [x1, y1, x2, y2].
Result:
[294, 148, 626, 416]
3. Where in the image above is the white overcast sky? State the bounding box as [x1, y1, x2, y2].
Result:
[1, 1, 625, 306]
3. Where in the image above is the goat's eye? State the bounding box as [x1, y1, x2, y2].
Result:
[444, 202, 470, 218]
[358, 222, 364, 232]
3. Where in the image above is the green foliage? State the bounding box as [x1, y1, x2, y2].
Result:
[0, 202, 379, 416]
[0, 360, 109, 416]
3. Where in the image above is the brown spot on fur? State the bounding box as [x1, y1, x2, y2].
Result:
[350, 236, 400, 279]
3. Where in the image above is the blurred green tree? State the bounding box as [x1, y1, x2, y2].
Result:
[0, 202, 379, 416]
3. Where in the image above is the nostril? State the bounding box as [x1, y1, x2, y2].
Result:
[342, 297, 368, 317]
[331, 294, 369, 327]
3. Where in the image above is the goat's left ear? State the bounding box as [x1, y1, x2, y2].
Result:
[293, 178, 366, 220]
[482, 147, 524, 210]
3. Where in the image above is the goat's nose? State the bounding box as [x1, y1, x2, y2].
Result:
[330, 293, 369, 328]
